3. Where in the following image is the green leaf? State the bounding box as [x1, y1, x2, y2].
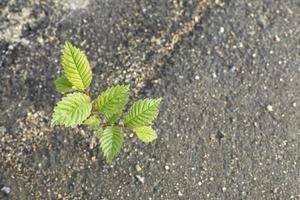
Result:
[134, 126, 157, 143]
[62, 41, 92, 90]
[54, 75, 73, 93]
[51, 92, 92, 128]
[96, 128, 103, 140]
[124, 98, 162, 129]
[95, 85, 129, 116]
[105, 112, 121, 125]
[99, 126, 124, 162]
[83, 115, 100, 130]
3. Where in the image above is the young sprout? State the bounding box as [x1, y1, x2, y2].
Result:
[52, 41, 162, 162]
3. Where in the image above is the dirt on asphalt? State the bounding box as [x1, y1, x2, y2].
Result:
[0, 0, 299, 199]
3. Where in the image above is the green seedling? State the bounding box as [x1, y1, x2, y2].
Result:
[51, 41, 162, 162]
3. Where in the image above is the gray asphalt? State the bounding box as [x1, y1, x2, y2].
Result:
[0, 0, 299, 199]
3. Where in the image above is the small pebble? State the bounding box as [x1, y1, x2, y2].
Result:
[91, 156, 97, 162]
[136, 175, 145, 184]
[257, 16, 267, 28]
[195, 75, 200, 80]
[1, 186, 11, 195]
[228, 64, 236, 72]
[165, 165, 170, 171]
[273, 187, 279, 193]
[212, 72, 217, 78]
[8, 45, 14, 50]
[220, 27, 224, 33]
[135, 164, 142, 172]
[178, 191, 183, 196]
[267, 105, 273, 112]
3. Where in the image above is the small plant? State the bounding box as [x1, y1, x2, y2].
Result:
[51, 41, 162, 162]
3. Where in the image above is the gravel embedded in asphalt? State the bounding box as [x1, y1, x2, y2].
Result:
[0, 0, 299, 199]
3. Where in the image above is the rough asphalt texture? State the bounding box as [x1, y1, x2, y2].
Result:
[0, 0, 299, 199]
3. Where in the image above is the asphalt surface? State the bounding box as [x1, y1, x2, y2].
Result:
[0, 0, 299, 199]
